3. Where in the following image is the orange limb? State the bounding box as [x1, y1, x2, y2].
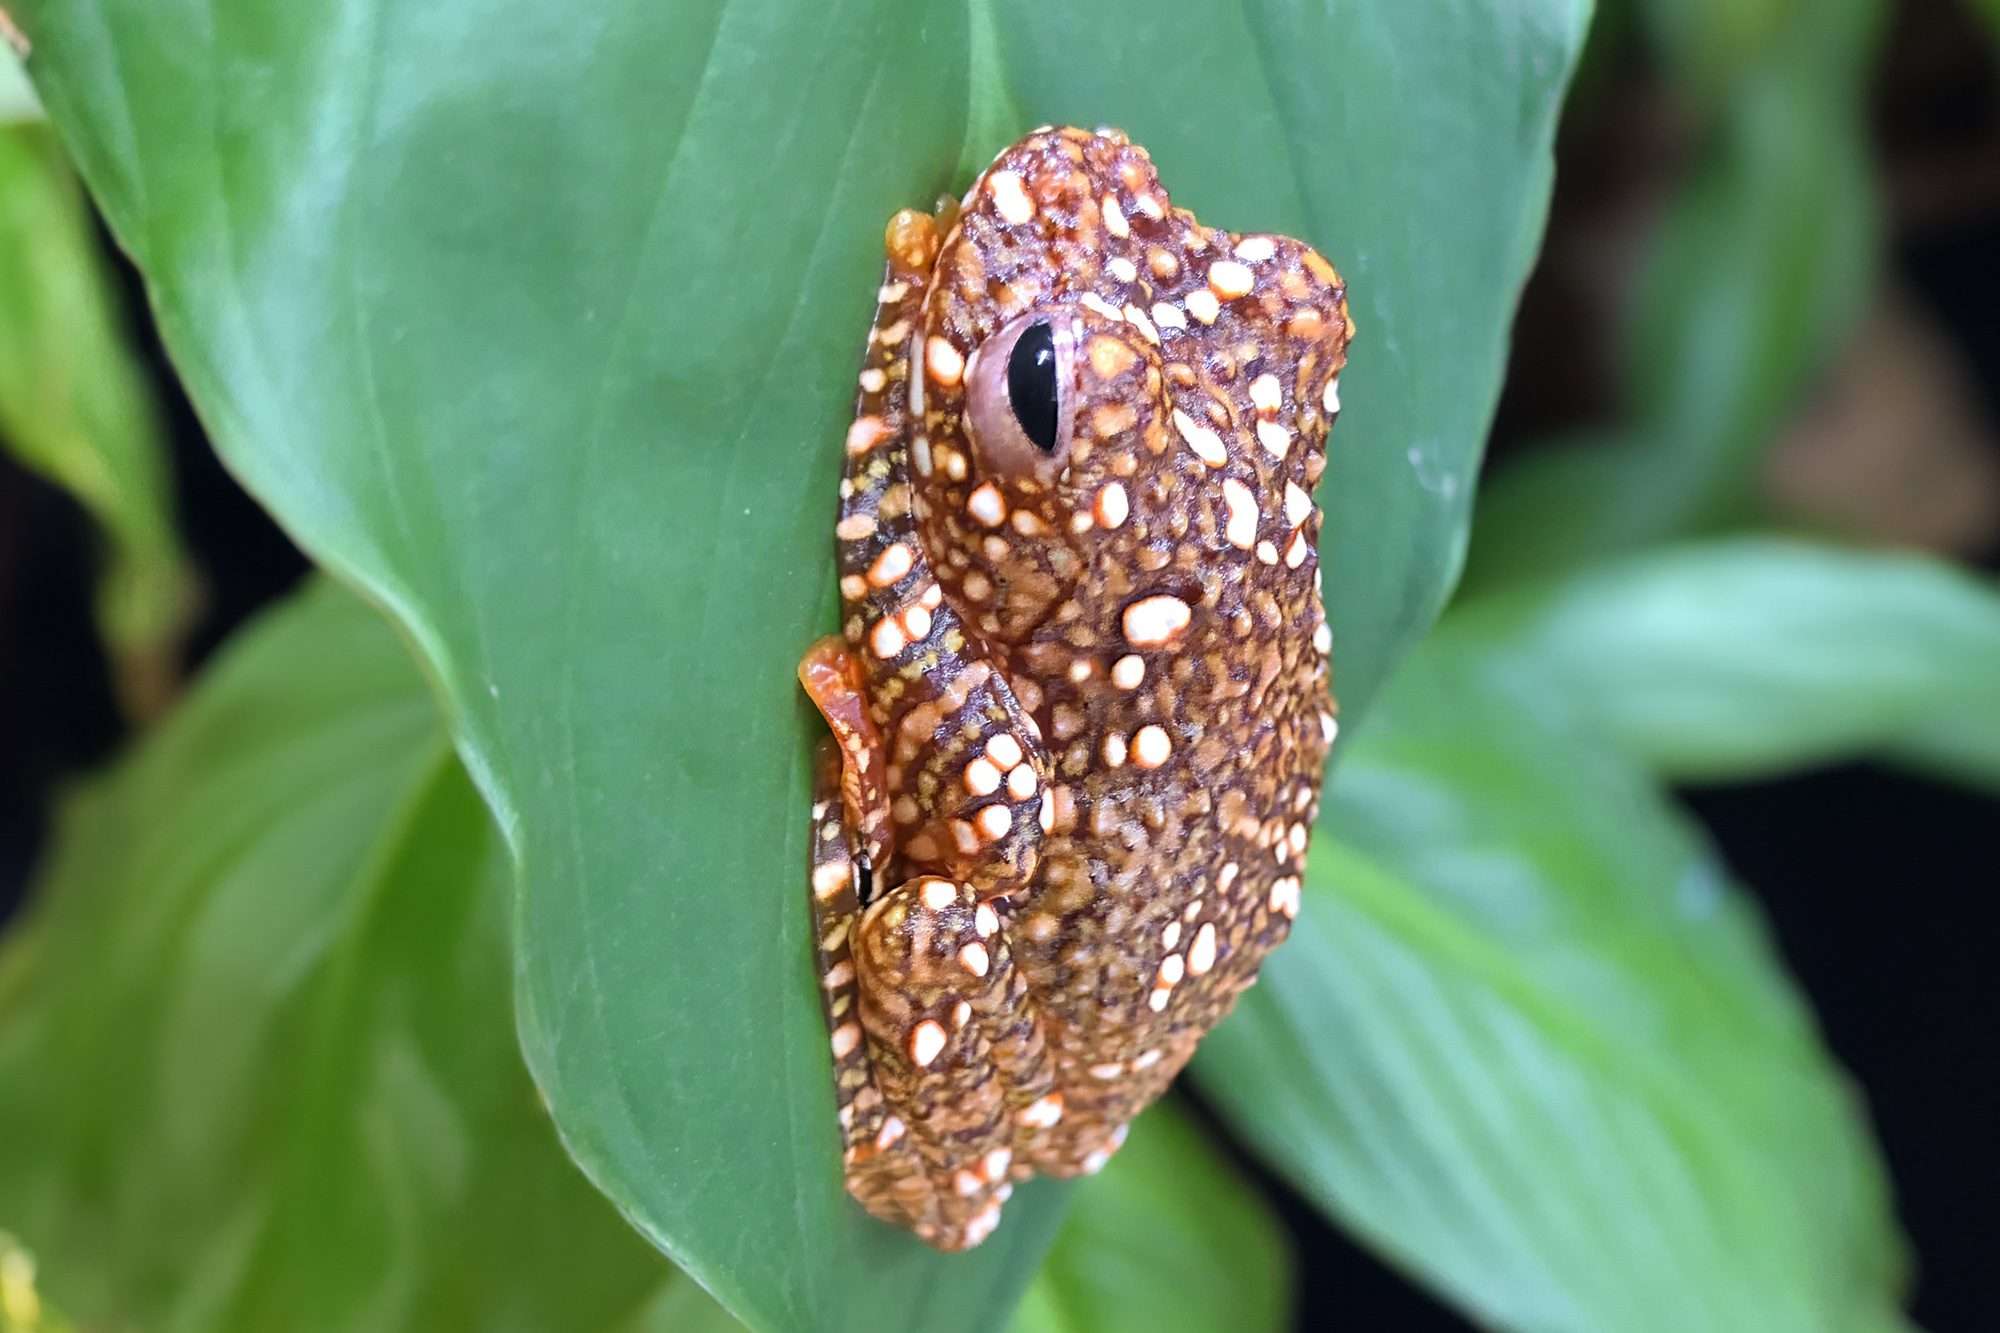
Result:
[798, 636, 893, 868]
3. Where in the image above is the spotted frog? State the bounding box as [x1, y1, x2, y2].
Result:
[797, 126, 1351, 1250]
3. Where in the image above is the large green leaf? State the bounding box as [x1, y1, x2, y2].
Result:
[0, 582, 679, 1331]
[1192, 642, 1910, 1332]
[1438, 538, 2000, 789]
[0, 116, 194, 719]
[10, 1, 1587, 1326]
[1465, 0, 1882, 593]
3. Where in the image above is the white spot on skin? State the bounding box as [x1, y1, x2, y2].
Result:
[1158, 953, 1185, 986]
[1038, 793, 1054, 831]
[986, 734, 1024, 769]
[1123, 594, 1192, 648]
[1285, 481, 1315, 529]
[824, 959, 854, 988]
[955, 1169, 985, 1198]
[952, 1000, 973, 1028]
[963, 757, 1002, 796]
[1255, 540, 1279, 565]
[1160, 920, 1182, 951]
[1134, 192, 1165, 220]
[813, 860, 850, 900]
[1207, 260, 1256, 299]
[1290, 822, 1309, 855]
[1111, 654, 1145, 690]
[959, 942, 991, 977]
[1095, 482, 1130, 529]
[962, 1202, 1003, 1247]
[1267, 876, 1301, 918]
[1323, 377, 1342, 414]
[839, 574, 867, 600]
[1172, 408, 1228, 467]
[1188, 921, 1217, 975]
[869, 616, 906, 659]
[1219, 863, 1239, 890]
[920, 877, 958, 911]
[1007, 763, 1037, 799]
[1123, 304, 1160, 344]
[1185, 288, 1220, 324]
[988, 169, 1035, 224]
[1285, 530, 1310, 568]
[1249, 373, 1282, 414]
[1132, 1048, 1163, 1070]
[1146, 988, 1170, 1012]
[968, 482, 1007, 527]
[1107, 256, 1138, 283]
[1102, 732, 1128, 768]
[1151, 301, 1188, 332]
[859, 367, 886, 393]
[900, 603, 932, 642]
[831, 1023, 862, 1059]
[909, 1020, 948, 1067]
[925, 336, 964, 387]
[983, 1148, 1013, 1181]
[879, 281, 909, 303]
[975, 903, 999, 937]
[1132, 724, 1172, 768]
[1322, 712, 1340, 745]
[911, 435, 932, 476]
[868, 542, 913, 587]
[1222, 478, 1259, 550]
[1234, 235, 1277, 262]
[1102, 195, 1129, 238]
[1089, 1062, 1124, 1080]
[976, 804, 1013, 842]
[1016, 1093, 1064, 1127]
[1314, 621, 1333, 655]
[1083, 1148, 1113, 1174]
[1079, 291, 1124, 322]
[846, 415, 891, 456]
[1256, 419, 1292, 459]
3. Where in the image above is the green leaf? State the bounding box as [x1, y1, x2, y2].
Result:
[1012, 1103, 1291, 1333]
[1193, 643, 1910, 1333]
[1465, 0, 1883, 593]
[1440, 537, 2000, 789]
[0, 118, 194, 719]
[0, 582, 681, 1331]
[0, 49, 37, 122]
[11, 1, 1587, 1326]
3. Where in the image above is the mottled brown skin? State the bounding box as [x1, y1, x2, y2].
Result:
[799, 127, 1351, 1250]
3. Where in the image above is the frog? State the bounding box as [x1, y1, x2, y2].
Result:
[797, 126, 1352, 1251]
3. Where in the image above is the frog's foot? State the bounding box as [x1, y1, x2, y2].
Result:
[846, 876, 1058, 1250]
[799, 636, 893, 866]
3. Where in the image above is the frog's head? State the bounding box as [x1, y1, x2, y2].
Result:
[908, 127, 1351, 666]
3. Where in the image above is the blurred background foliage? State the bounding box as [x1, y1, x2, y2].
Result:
[2, 0, 1997, 1331]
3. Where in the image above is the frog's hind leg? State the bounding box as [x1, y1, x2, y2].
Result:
[847, 874, 1060, 1250]
[805, 742, 923, 1218]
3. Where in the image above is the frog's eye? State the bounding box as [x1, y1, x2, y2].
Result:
[966, 313, 1075, 477]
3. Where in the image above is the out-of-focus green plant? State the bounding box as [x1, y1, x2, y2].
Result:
[0, 51, 195, 720]
[1467, 0, 1885, 591]
[1, 1, 1992, 1331]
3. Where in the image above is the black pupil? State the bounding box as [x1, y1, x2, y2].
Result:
[1006, 321, 1060, 452]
